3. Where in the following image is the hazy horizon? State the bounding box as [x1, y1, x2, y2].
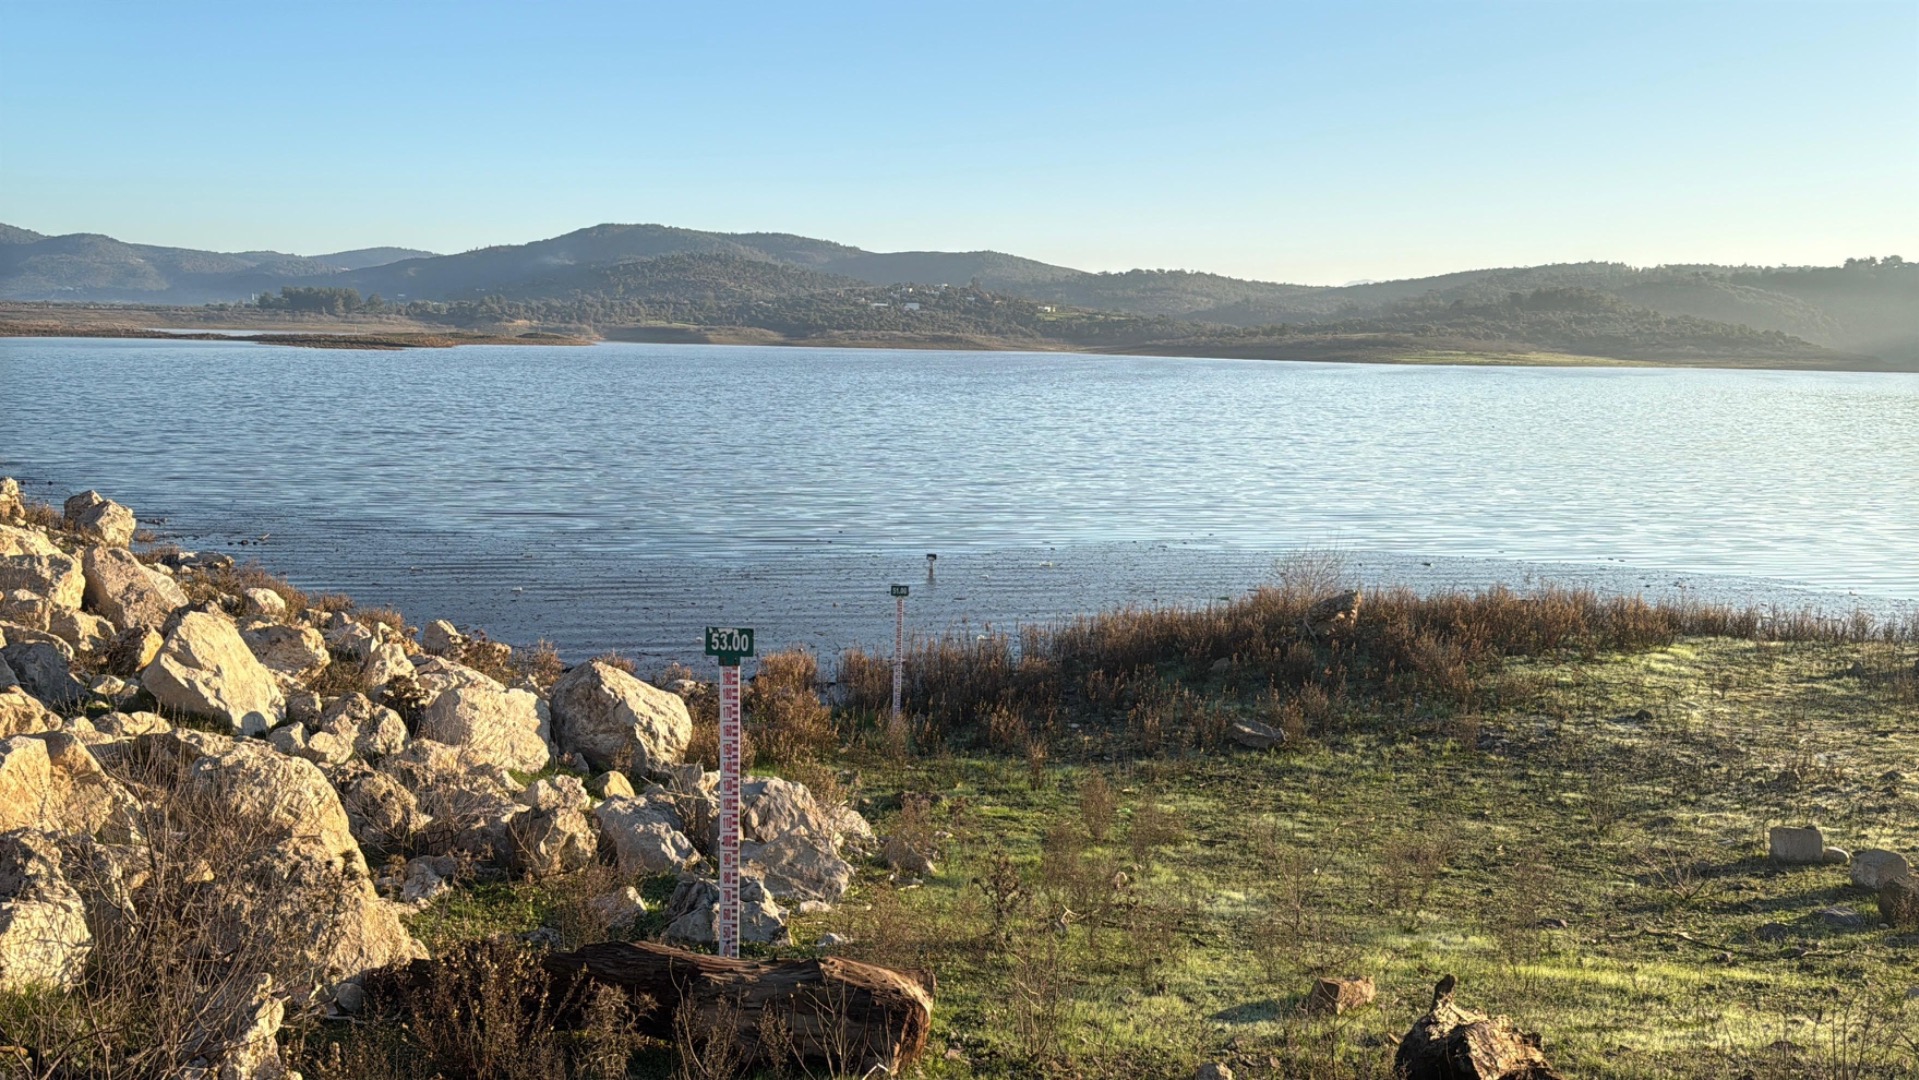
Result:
[4, 1, 1916, 285]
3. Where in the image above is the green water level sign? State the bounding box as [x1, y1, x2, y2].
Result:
[704, 626, 755, 666]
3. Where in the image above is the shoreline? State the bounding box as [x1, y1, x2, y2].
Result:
[4, 302, 1913, 371]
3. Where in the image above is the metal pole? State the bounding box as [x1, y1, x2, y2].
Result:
[717, 661, 742, 958]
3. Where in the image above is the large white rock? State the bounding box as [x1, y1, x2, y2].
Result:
[743, 830, 855, 903]
[133, 730, 423, 992]
[240, 621, 331, 682]
[509, 803, 597, 878]
[1, 640, 87, 708]
[1770, 825, 1828, 866]
[81, 546, 187, 630]
[549, 661, 691, 773]
[0, 690, 59, 739]
[142, 611, 285, 734]
[0, 737, 54, 832]
[1851, 848, 1912, 890]
[62, 491, 136, 547]
[0, 829, 91, 993]
[0, 549, 83, 612]
[594, 794, 700, 875]
[360, 640, 416, 689]
[415, 682, 550, 774]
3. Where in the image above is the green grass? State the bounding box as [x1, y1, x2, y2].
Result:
[297, 635, 1919, 1079]
[795, 637, 1919, 1079]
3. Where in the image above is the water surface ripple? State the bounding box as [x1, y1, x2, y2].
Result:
[3, 338, 1913, 662]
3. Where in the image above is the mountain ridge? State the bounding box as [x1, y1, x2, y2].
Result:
[1, 221, 1911, 361]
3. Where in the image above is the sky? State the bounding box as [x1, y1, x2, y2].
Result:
[2, 0, 1915, 284]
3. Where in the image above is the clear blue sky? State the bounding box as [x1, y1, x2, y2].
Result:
[3, 0, 1914, 283]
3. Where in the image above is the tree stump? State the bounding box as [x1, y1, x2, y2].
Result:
[542, 941, 934, 1073]
[1393, 975, 1564, 1080]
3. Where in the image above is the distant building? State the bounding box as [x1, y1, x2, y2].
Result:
[903, 302, 921, 311]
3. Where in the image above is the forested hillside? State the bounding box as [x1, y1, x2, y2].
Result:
[4, 219, 1911, 362]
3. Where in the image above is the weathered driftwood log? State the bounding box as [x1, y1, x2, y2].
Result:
[1393, 975, 1564, 1080]
[542, 941, 934, 1073]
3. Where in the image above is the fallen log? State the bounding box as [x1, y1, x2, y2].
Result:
[1393, 975, 1564, 1080]
[542, 941, 934, 1073]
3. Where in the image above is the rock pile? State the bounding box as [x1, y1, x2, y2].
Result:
[0, 481, 879, 1078]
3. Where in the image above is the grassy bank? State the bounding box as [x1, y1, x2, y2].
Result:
[268, 561, 1919, 1079]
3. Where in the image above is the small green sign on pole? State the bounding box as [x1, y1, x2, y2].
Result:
[704, 626, 755, 667]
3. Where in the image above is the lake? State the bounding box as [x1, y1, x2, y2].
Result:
[2, 337, 1914, 664]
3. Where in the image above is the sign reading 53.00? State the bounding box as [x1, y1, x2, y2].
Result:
[704, 626, 755, 661]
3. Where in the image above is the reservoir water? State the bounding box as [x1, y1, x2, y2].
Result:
[3, 337, 1914, 663]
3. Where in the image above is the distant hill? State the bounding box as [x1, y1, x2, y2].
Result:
[0, 226, 431, 302]
[3, 220, 1911, 361]
[310, 246, 438, 270]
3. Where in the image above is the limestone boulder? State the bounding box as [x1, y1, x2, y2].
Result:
[360, 640, 416, 689]
[104, 626, 163, 678]
[241, 587, 288, 619]
[0, 690, 59, 739]
[379, 742, 527, 864]
[549, 660, 690, 773]
[743, 830, 855, 903]
[81, 545, 187, 631]
[0, 480, 21, 524]
[132, 731, 423, 990]
[661, 871, 788, 947]
[142, 611, 285, 734]
[240, 621, 330, 682]
[0, 737, 55, 833]
[184, 972, 293, 1080]
[49, 607, 114, 654]
[63, 491, 136, 547]
[1851, 849, 1912, 890]
[0, 829, 91, 993]
[0, 549, 83, 613]
[1770, 825, 1830, 866]
[420, 619, 466, 657]
[594, 794, 700, 875]
[1, 640, 87, 709]
[0, 590, 54, 632]
[336, 766, 431, 854]
[415, 681, 549, 774]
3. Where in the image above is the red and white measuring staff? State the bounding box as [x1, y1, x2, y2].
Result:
[890, 584, 908, 723]
[704, 626, 754, 959]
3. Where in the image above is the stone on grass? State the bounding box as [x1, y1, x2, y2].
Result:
[1851, 849, 1911, 890]
[1880, 878, 1919, 930]
[1769, 825, 1827, 866]
[1307, 974, 1378, 1016]
[548, 660, 691, 773]
[142, 611, 285, 734]
[1229, 717, 1285, 750]
[588, 886, 648, 932]
[661, 871, 788, 947]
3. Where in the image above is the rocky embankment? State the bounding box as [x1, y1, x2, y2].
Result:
[0, 480, 876, 1078]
